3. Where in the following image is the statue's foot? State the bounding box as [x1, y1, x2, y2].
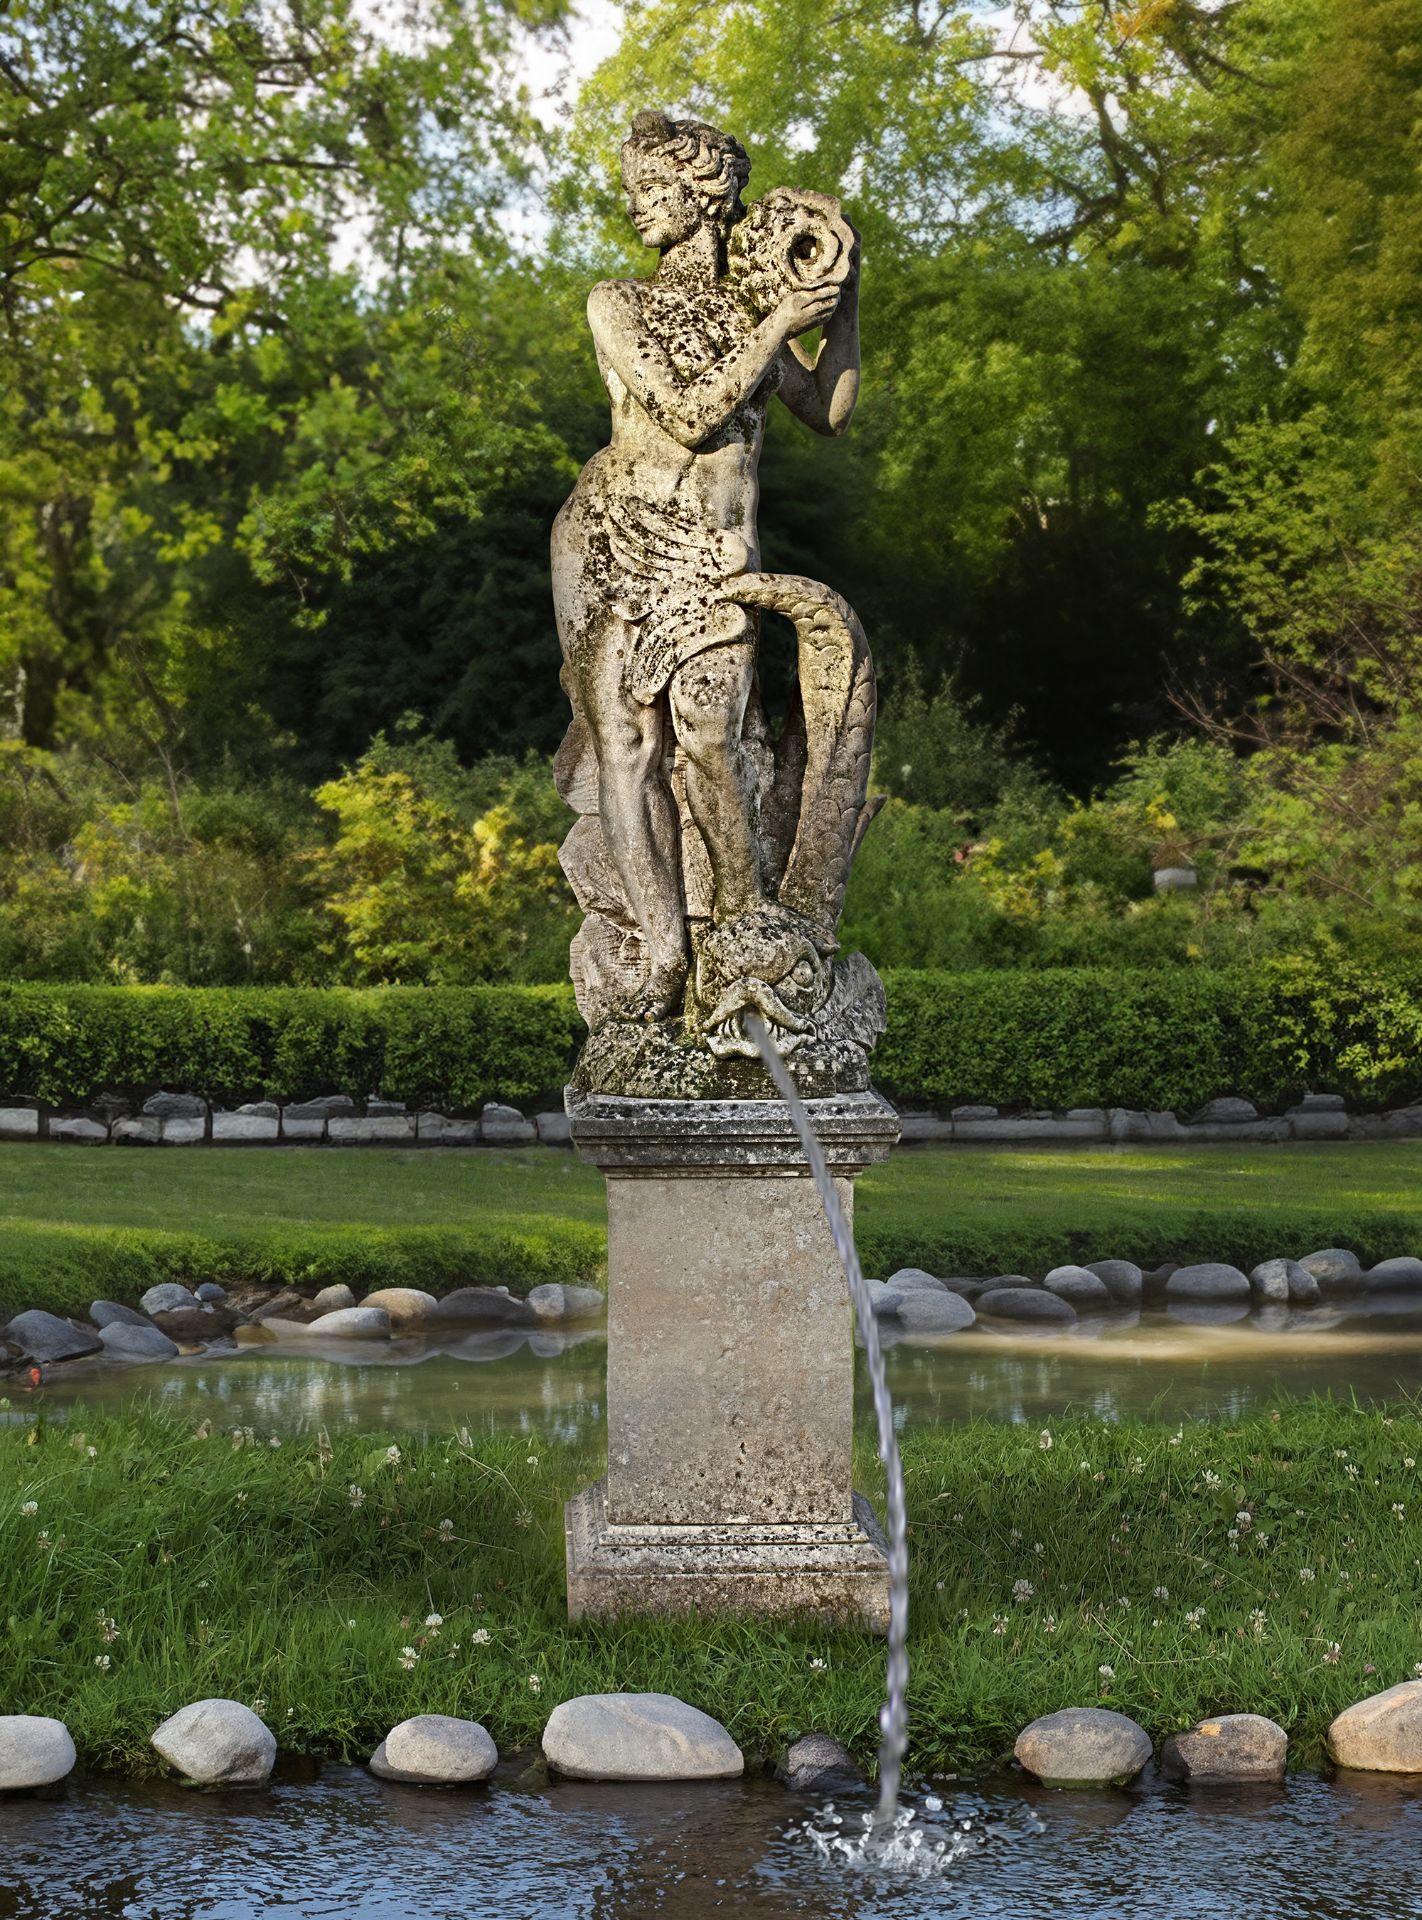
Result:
[615, 959, 688, 1025]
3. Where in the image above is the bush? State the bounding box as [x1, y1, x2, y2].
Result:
[0, 961, 1420, 1115]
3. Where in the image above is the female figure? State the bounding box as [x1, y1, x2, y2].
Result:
[552, 111, 860, 1026]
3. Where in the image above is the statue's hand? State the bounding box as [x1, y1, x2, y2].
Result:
[772, 283, 841, 340]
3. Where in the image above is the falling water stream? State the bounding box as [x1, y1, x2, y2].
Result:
[746, 1015, 910, 1836]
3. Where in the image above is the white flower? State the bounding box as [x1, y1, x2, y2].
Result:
[1201, 1471, 1221, 1490]
[1117, 1596, 1131, 1610]
[1323, 1642, 1342, 1665]
[235, 1491, 248, 1505]
[252, 1698, 267, 1713]
[86, 1446, 97, 1459]
[1393, 1504, 1406, 1520]
[1038, 1430, 1052, 1451]
[1012, 1580, 1034, 1604]
[1033, 1541, 1045, 1556]
[1249, 1608, 1267, 1637]
[1043, 1615, 1058, 1635]
[398, 1647, 419, 1670]
[1168, 1430, 1183, 1448]
[808, 1657, 827, 1671]
[347, 1619, 357, 1630]
[1298, 1568, 1316, 1583]
[269, 1436, 282, 1450]
[96, 1611, 120, 1644]
[348, 1485, 365, 1508]
[385, 1446, 402, 1466]
[1152, 1586, 1169, 1600]
[20, 1501, 37, 1518]
[527, 1674, 543, 1695]
[991, 1614, 1009, 1635]
[94, 1654, 111, 1671]
[526, 1455, 539, 1469]
[1235, 1511, 1253, 1533]
[1097, 1664, 1114, 1681]
[438, 1518, 454, 1539]
[1405, 1459, 1416, 1470]
[424, 1613, 444, 1633]
[1185, 1608, 1205, 1631]
[471, 1628, 491, 1646]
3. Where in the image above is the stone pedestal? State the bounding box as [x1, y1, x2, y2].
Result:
[564, 1089, 899, 1628]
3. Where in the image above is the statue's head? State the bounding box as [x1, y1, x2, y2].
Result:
[621, 111, 750, 253]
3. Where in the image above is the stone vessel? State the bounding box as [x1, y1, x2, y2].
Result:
[555, 112, 895, 1625]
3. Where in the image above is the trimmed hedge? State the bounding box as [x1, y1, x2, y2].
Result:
[1, 958, 1421, 1113]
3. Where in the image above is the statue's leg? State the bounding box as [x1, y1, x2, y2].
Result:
[576, 618, 689, 1019]
[670, 640, 762, 924]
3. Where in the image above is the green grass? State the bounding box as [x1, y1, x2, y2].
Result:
[3, 1139, 1422, 1322]
[3, 1401, 1419, 1776]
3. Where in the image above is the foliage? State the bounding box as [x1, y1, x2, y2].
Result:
[2, 1403, 1421, 1772]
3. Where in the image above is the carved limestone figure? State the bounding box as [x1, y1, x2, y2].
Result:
[552, 110, 885, 1097]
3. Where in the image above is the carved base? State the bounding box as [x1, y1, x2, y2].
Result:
[565, 1477, 891, 1631]
[570, 1018, 874, 1101]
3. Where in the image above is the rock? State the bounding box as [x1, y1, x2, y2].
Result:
[0, 1715, 77, 1789]
[1190, 1097, 1259, 1124]
[866, 1279, 903, 1318]
[884, 1268, 949, 1295]
[481, 1102, 537, 1146]
[1297, 1091, 1347, 1112]
[141, 1284, 200, 1316]
[313, 1284, 357, 1314]
[275, 1307, 391, 1340]
[1364, 1257, 1422, 1292]
[247, 1289, 316, 1322]
[151, 1307, 238, 1341]
[416, 1114, 483, 1145]
[891, 1290, 976, 1333]
[98, 1322, 180, 1361]
[113, 1118, 162, 1145]
[977, 1287, 1076, 1325]
[1153, 866, 1197, 892]
[365, 1099, 408, 1117]
[1014, 1708, 1152, 1788]
[211, 1113, 279, 1144]
[1327, 1681, 1422, 1772]
[1044, 1265, 1112, 1308]
[195, 1283, 227, 1304]
[1250, 1258, 1321, 1306]
[430, 1287, 537, 1327]
[151, 1699, 276, 1786]
[0, 1108, 40, 1140]
[359, 1287, 438, 1326]
[369, 1715, 498, 1785]
[1299, 1248, 1363, 1290]
[777, 1732, 863, 1791]
[1161, 1714, 1287, 1785]
[951, 1105, 998, 1120]
[3, 1310, 101, 1363]
[142, 1091, 207, 1119]
[895, 1113, 953, 1143]
[535, 1111, 573, 1146]
[1165, 1263, 1251, 1303]
[1109, 1110, 1188, 1143]
[279, 1113, 327, 1140]
[90, 1300, 152, 1330]
[237, 1102, 280, 1118]
[284, 1096, 356, 1119]
[326, 1116, 417, 1144]
[526, 1283, 606, 1323]
[936, 1277, 984, 1299]
[159, 1116, 206, 1146]
[1084, 1260, 1144, 1306]
[542, 1693, 743, 1782]
[1287, 1104, 1350, 1140]
[50, 1115, 108, 1143]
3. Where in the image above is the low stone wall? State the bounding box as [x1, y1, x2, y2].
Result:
[2, 1088, 1420, 1148]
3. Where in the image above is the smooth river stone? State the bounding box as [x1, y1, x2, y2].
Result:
[1298, 1248, 1363, 1290]
[1327, 1682, 1422, 1772]
[1014, 1708, 1152, 1788]
[370, 1715, 498, 1784]
[98, 1322, 180, 1361]
[1161, 1713, 1287, 1785]
[151, 1699, 276, 1786]
[268, 1307, 391, 1340]
[1164, 1263, 1251, 1303]
[1043, 1266, 1112, 1307]
[3, 1310, 101, 1363]
[1364, 1258, 1422, 1292]
[542, 1694, 743, 1781]
[977, 1287, 1076, 1325]
[1085, 1260, 1143, 1305]
[525, 1283, 606, 1323]
[90, 1300, 153, 1330]
[0, 1715, 76, 1789]
[888, 1289, 976, 1333]
[359, 1287, 438, 1325]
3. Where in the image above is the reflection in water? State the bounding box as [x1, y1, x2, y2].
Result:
[20, 1305, 1422, 1440]
[3, 1768, 1422, 1920]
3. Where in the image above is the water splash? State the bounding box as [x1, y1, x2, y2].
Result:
[746, 1014, 909, 1832]
[794, 1795, 1046, 1881]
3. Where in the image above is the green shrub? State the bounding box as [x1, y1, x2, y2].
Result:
[0, 962, 1420, 1114]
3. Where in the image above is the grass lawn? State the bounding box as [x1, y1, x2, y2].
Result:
[3, 1401, 1417, 1776]
[3, 1139, 1422, 1321]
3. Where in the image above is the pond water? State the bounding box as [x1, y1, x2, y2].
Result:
[21, 1301, 1422, 1436]
[3, 1764, 1421, 1920]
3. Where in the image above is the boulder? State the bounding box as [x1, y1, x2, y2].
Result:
[237, 1102, 280, 1119]
[142, 1091, 206, 1119]
[210, 1113, 279, 1144]
[416, 1114, 482, 1145]
[1161, 1714, 1287, 1785]
[151, 1306, 238, 1340]
[90, 1300, 152, 1330]
[369, 1715, 498, 1785]
[140, 1283, 200, 1316]
[865, 1279, 903, 1318]
[430, 1287, 537, 1327]
[526, 1283, 605, 1323]
[1250, 1258, 1321, 1307]
[1299, 1248, 1363, 1290]
[1085, 1260, 1144, 1306]
[98, 1322, 180, 1361]
[1327, 1682, 1422, 1773]
[890, 1289, 976, 1333]
[542, 1693, 743, 1781]
[359, 1287, 438, 1326]
[977, 1287, 1076, 1325]
[284, 1096, 356, 1119]
[1364, 1257, 1422, 1292]
[194, 1283, 226, 1304]
[0, 1109, 40, 1140]
[0, 1715, 77, 1790]
[50, 1115, 108, 1143]
[248, 1289, 322, 1324]
[274, 1307, 390, 1340]
[1286, 1103, 1349, 1140]
[1190, 1097, 1259, 1124]
[151, 1699, 276, 1786]
[326, 1116, 416, 1145]
[113, 1117, 162, 1146]
[313, 1284, 357, 1314]
[481, 1102, 537, 1146]
[1014, 1708, 1152, 1788]
[952, 1104, 998, 1120]
[937, 1277, 985, 1300]
[777, 1732, 863, 1791]
[884, 1268, 949, 1296]
[1044, 1266, 1112, 1308]
[4, 1310, 101, 1364]
[1165, 1263, 1251, 1303]
[535, 1111, 573, 1147]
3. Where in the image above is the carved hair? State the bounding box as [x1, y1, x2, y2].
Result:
[621, 110, 750, 241]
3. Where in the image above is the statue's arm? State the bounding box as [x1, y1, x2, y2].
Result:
[588, 281, 823, 450]
[777, 253, 860, 437]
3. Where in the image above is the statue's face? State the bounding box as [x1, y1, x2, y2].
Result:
[623, 153, 702, 249]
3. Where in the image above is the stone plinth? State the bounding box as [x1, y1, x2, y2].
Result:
[565, 1089, 898, 1628]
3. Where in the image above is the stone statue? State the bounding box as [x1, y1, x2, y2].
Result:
[553, 110, 885, 1098]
